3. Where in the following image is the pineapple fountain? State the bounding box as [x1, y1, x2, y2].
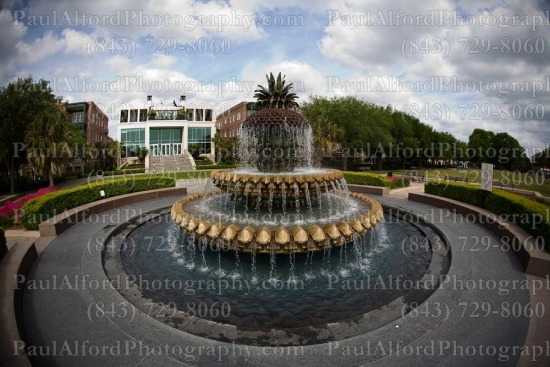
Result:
[170, 73, 383, 255]
[111, 73, 440, 339]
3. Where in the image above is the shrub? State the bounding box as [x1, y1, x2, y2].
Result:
[0, 228, 6, 261]
[344, 172, 410, 188]
[0, 215, 14, 229]
[426, 182, 550, 251]
[344, 172, 389, 186]
[20, 175, 176, 230]
[388, 177, 411, 189]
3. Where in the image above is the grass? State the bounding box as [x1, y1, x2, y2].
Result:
[367, 168, 550, 197]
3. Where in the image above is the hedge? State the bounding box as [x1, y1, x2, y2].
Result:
[344, 172, 411, 188]
[0, 228, 6, 261]
[20, 176, 176, 230]
[426, 182, 550, 251]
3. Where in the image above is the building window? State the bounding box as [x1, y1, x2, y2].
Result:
[195, 109, 204, 121]
[120, 110, 128, 123]
[129, 109, 138, 122]
[237, 112, 241, 121]
[139, 109, 148, 122]
[120, 128, 145, 157]
[188, 127, 212, 154]
[205, 109, 213, 121]
[71, 112, 85, 123]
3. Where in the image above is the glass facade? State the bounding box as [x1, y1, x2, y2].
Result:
[188, 127, 212, 154]
[150, 128, 182, 145]
[120, 128, 145, 157]
[150, 128, 183, 155]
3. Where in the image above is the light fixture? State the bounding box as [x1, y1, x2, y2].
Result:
[147, 95, 152, 101]
[180, 95, 186, 101]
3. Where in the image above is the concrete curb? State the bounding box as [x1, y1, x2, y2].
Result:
[38, 187, 187, 237]
[408, 192, 550, 277]
[0, 238, 36, 366]
[0, 188, 188, 367]
[347, 184, 388, 196]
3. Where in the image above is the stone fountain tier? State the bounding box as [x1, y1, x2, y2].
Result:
[238, 109, 313, 173]
[211, 169, 345, 199]
[240, 108, 308, 127]
[170, 192, 384, 254]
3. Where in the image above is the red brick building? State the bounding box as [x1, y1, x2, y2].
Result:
[66, 101, 109, 145]
[216, 101, 256, 138]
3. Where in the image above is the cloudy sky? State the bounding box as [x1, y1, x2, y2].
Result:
[1, 0, 549, 155]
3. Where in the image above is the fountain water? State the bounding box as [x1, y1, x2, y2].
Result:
[104, 73, 449, 345]
[171, 106, 383, 254]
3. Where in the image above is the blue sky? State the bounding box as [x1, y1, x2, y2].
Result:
[1, 0, 549, 155]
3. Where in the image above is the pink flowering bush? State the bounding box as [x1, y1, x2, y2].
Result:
[0, 187, 59, 220]
[386, 176, 397, 182]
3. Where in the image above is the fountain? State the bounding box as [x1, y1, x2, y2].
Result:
[170, 73, 383, 254]
[104, 73, 449, 345]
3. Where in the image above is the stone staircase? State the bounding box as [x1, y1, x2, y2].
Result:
[148, 151, 196, 173]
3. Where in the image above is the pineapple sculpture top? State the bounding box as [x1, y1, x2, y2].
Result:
[239, 72, 313, 173]
[253, 72, 300, 110]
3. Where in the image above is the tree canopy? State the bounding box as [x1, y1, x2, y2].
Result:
[468, 128, 531, 171]
[300, 96, 467, 169]
[0, 77, 82, 192]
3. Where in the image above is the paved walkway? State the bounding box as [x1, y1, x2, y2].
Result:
[387, 182, 425, 199]
[19, 192, 540, 366]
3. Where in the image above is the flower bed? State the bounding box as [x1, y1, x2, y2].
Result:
[0, 187, 58, 227]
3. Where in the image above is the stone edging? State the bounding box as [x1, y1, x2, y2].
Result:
[0, 238, 36, 366]
[38, 187, 188, 237]
[408, 192, 550, 277]
[0, 187, 187, 366]
[346, 184, 388, 196]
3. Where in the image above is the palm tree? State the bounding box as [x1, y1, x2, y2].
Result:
[309, 114, 343, 165]
[25, 103, 80, 187]
[253, 72, 299, 110]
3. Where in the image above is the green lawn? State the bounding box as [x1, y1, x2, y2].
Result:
[368, 168, 550, 197]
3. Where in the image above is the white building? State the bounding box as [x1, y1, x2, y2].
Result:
[116, 97, 216, 172]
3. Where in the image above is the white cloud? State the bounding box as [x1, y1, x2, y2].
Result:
[0, 9, 26, 81]
[15, 30, 65, 64]
[61, 28, 92, 56]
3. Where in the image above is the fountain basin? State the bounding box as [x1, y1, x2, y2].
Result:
[171, 191, 383, 254]
[211, 168, 345, 199]
[102, 206, 450, 346]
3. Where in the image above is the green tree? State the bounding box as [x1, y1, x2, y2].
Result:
[25, 102, 81, 187]
[103, 140, 122, 171]
[212, 134, 238, 164]
[135, 147, 148, 164]
[467, 129, 530, 171]
[491, 132, 530, 171]
[468, 128, 495, 166]
[0, 77, 58, 194]
[532, 147, 550, 169]
[308, 114, 344, 165]
[301, 96, 470, 170]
